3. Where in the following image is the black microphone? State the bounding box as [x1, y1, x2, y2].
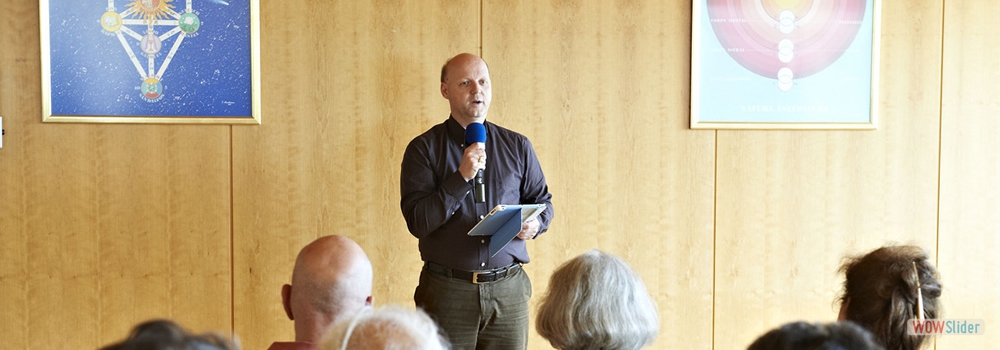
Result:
[465, 122, 487, 203]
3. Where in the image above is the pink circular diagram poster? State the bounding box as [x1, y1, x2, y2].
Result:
[692, 0, 878, 128]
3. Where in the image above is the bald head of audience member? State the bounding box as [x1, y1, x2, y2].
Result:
[281, 235, 374, 343]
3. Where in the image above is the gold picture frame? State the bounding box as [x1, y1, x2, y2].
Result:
[40, 0, 261, 124]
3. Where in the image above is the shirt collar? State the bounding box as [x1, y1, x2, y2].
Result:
[446, 116, 488, 147]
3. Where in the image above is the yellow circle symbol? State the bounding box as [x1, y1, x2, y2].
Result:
[100, 11, 122, 32]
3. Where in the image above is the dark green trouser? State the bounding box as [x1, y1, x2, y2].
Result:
[414, 264, 532, 350]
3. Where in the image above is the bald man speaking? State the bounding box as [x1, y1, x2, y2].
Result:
[269, 235, 374, 350]
[400, 53, 555, 349]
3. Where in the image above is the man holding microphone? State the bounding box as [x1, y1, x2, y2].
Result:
[399, 53, 554, 350]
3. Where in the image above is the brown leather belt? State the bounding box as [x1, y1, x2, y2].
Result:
[424, 261, 521, 284]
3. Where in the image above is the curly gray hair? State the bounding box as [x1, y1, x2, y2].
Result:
[320, 305, 449, 350]
[536, 250, 660, 350]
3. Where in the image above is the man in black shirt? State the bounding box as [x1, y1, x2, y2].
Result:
[399, 53, 554, 350]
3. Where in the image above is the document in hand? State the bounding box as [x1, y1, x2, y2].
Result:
[467, 204, 547, 257]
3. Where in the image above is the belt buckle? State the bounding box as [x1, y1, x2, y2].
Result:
[472, 271, 483, 284]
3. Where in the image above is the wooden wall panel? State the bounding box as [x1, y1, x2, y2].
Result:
[0, 1, 232, 349]
[232, 1, 480, 349]
[91, 126, 232, 339]
[485, 1, 716, 349]
[939, 1, 1000, 348]
[67, 126, 230, 347]
[23, 124, 102, 349]
[18, 128, 231, 349]
[714, 1, 943, 349]
[14, 125, 232, 349]
[4, 0, 1000, 349]
[0, 1, 36, 348]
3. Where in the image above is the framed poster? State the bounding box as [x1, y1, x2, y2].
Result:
[40, 0, 261, 124]
[691, 0, 880, 129]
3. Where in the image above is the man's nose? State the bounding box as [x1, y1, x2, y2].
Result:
[470, 83, 479, 94]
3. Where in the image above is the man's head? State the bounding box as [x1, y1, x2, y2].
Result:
[281, 235, 373, 343]
[440, 53, 492, 127]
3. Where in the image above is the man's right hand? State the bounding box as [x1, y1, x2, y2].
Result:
[460, 142, 486, 181]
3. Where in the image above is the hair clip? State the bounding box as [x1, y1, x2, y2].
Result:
[913, 262, 925, 321]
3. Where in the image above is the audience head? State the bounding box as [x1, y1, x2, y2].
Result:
[99, 319, 238, 350]
[282, 235, 374, 343]
[536, 249, 660, 350]
[320, 305, 449, 350]
[837, 245, 942, 350]
[747, 321, 884, 350]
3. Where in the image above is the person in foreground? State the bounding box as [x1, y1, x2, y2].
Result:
[747, 321, 884, 350]
[320, 305, 450, 350]
[270, 235, 374, 350]
[400, 52, 554, 349]
[837, 245, 942, 350]
[535, 250, 659, 350]
[99, 319, 239, 350]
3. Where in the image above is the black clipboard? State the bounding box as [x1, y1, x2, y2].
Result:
[467, 204, 546, 257]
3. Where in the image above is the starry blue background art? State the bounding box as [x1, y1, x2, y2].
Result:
[47, 0, 252, 117]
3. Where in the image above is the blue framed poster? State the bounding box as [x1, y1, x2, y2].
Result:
[41, 0, 261, 124]
[691, 0, 880, 129]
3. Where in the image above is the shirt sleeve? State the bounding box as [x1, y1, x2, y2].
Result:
[519, 137, 554, 236]
[399, 139, 473, 239]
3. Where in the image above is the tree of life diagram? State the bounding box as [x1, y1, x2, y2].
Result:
[706, 0, 866, 91]
[99, 0, 201, 102]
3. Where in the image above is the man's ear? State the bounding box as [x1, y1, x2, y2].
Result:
[440, 82, 449, 99]
[365, 295, 373, 306]
[281, 284, 294, 320]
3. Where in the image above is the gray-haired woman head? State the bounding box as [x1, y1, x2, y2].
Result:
[536, 250, 660, 350]
[320, 305, 449, 350]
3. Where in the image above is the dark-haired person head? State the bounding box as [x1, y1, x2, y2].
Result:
[535, 250, 659, 350]
[100, 319, 238, 350]
[837, 245, 942, 350]
[747, 321, 883, 350]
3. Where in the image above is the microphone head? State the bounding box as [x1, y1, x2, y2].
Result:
[464, 122, 487, 144]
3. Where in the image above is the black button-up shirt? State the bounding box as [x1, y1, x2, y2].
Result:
[400, 117, 554, 270]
